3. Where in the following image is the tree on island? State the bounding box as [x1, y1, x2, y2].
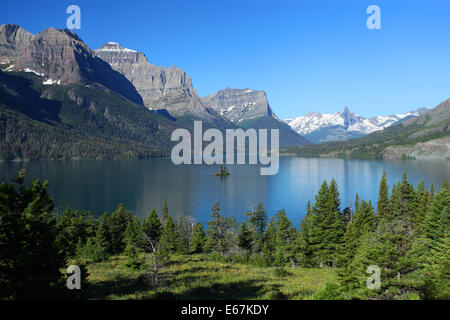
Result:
[215, 165, 230, 177]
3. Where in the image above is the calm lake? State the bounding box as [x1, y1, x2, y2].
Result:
[0, 157, 448, 224]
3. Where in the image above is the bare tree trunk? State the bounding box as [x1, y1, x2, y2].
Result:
[142, 232, 165, 288]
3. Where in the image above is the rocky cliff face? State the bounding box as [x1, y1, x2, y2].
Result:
[95, 42, 228, 126]
[201, 88, 310, 147]
[0, 26, 143, 105]
[201, 88, 274, 123]
[0, 24, 34, 63]
[383, 137, 450, 160]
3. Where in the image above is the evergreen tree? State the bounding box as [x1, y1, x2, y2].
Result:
[423, 234, 449, 299]
[354, 200, 377, 237]
[297, 201, 313, 267]
[262, 217, 277, 266]
[274, 210, 297, 267]
[95, 212, 112, 254]
[309, 181, 345, 267]
[408, 182, 449, 299]
[142, 208, 162, 246]
[77, 233, 108, 263]
[206, 202, 236, 256]
[422, 185, 449, 245]
[341, 207, 352, 228]
[109, 203, 134, 254]
[0, 170, 65, 299]
[417, 180, 425, 195]
[338, 199, 377, 290]
[175, 215, 195, 254]
[329, 178, 341, 213]
[245, 202, 268, 252]
[238, 222, 253, 252]
[158, 215, 178, 261]
[345, 175, 420, 299]
[123, 216, 143, 259]
[355, 193, 360, 213]
[388, 174, 418, 224]
[377, 171, 390, 217]
[191, 223, 206, 253]
[56, 207, 95, 258]
[161, 200, 170, 225]
[415, 188, 430, 230]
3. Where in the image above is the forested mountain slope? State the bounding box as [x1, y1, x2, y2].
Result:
[0, 70, 181, 159]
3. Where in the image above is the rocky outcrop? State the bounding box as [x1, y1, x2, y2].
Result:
[383, 137, 450, 160]
[95, 42, 229, 126]
[0, 24, 34, 63]
[201, 88, 274, 123]
[201, 88, 310, 147]
[1, 26, 143, 105]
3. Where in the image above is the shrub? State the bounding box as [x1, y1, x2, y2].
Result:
[313, 282, 344, 300]
[76, 238, 108, 263]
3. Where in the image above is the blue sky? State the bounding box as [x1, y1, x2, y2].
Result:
[1, 0, 450, 118]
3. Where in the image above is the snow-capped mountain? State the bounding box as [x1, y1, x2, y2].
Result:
[284, 107, 430, 143]
[94, 42, 233, 127]
[201, 88, 310, 147]
[201, 88, 275, 123]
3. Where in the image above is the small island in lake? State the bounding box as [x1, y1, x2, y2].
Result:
[214, 164, 230, 177]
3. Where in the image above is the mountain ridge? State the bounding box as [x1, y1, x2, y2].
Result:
[0, 69, 181, 160]
[1, 23, 445, 160]
[280, 99, 450, 160]
[94, 41, 233, 128]
[284, 106, 429, 143]
[201, 87, 310, 147]
[2, 26, 144, 105]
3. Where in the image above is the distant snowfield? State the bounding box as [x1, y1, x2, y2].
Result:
[284, 107, 430, 137]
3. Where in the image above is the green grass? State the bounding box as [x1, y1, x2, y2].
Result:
[78, 254, 337, 300]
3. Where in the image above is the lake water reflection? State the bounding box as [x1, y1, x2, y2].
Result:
[0, 157, 448, 224]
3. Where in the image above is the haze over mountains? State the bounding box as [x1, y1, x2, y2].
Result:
[284, 107, 430, 144]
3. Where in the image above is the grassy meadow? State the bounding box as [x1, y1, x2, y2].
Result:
[76, 254, 337, 300]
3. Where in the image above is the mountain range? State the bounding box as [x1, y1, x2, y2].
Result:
[0, 25, 182, 159]
[284, 107, 430, 144]
[0, 24, 310, 159]
[281, 99, 450, 160]
[94, 42, 307, 147]
[201, 88, 309, 147]
[0, 24, 447, 160]
[94, 41, 231, 128]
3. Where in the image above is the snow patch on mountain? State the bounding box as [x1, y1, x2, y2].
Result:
[43, 78, 61, 85]
[284, 107, 430, 143]
[2, 64, 14, 72]
[96, 42, 137, 53]
[24, 68, 44, 76]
